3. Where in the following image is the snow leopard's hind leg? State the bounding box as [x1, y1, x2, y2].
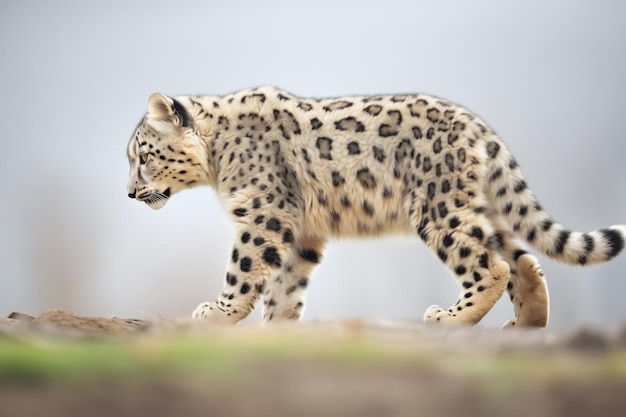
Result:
[502, 252, 549, 328]
[410, 199, 510, 325]
[494, 225, 549, 328]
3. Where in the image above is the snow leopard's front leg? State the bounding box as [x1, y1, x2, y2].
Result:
[193, 208, 299, 324]
[262, 236, 326, 322]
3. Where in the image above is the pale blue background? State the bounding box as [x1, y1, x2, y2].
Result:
[1, 0, 625, 329]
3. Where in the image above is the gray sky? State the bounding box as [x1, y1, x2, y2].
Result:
[1, 0, 625, 329]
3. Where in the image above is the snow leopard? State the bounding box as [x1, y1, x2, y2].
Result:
[126, 86, 625, 328]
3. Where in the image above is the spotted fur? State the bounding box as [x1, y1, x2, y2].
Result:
[126, 87, 625, 327]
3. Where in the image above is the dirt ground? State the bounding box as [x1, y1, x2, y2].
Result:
[2, 309, 626, 417]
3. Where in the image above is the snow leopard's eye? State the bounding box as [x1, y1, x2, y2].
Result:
[139, 154, 149, 165]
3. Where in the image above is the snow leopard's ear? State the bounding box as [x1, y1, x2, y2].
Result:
[147, 93, 193, 128]
[148, 93, 176, 121]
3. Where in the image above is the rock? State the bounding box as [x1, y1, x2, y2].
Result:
[8, 312, 35, 321]
[31, 309, 146, 335]
[563, 328, 611, 352]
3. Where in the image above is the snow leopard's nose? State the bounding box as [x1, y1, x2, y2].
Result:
[128, 190, 136, 199]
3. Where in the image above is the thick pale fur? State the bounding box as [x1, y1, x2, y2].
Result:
[126, 86, 625, 328]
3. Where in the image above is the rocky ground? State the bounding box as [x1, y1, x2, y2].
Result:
[1, 309, 626, 417]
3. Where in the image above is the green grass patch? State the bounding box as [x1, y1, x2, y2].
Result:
[2, 333, 626, 383]
[0, 334, 388, 381]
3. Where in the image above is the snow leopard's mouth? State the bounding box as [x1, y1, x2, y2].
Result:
[138, 188, 171, 210]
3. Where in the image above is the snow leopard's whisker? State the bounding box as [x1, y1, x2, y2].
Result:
[152, 192, 169, 201]
[145, 192, 169, 209]
[148, 194, 164, 204]
[148, 195, 166, 207]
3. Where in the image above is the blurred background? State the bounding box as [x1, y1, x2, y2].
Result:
[1, 0, 625, 330]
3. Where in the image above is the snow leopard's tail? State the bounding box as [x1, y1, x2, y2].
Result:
[483, 135, 625, 266]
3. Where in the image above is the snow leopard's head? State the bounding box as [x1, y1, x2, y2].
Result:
[126, 94, 209, 210]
